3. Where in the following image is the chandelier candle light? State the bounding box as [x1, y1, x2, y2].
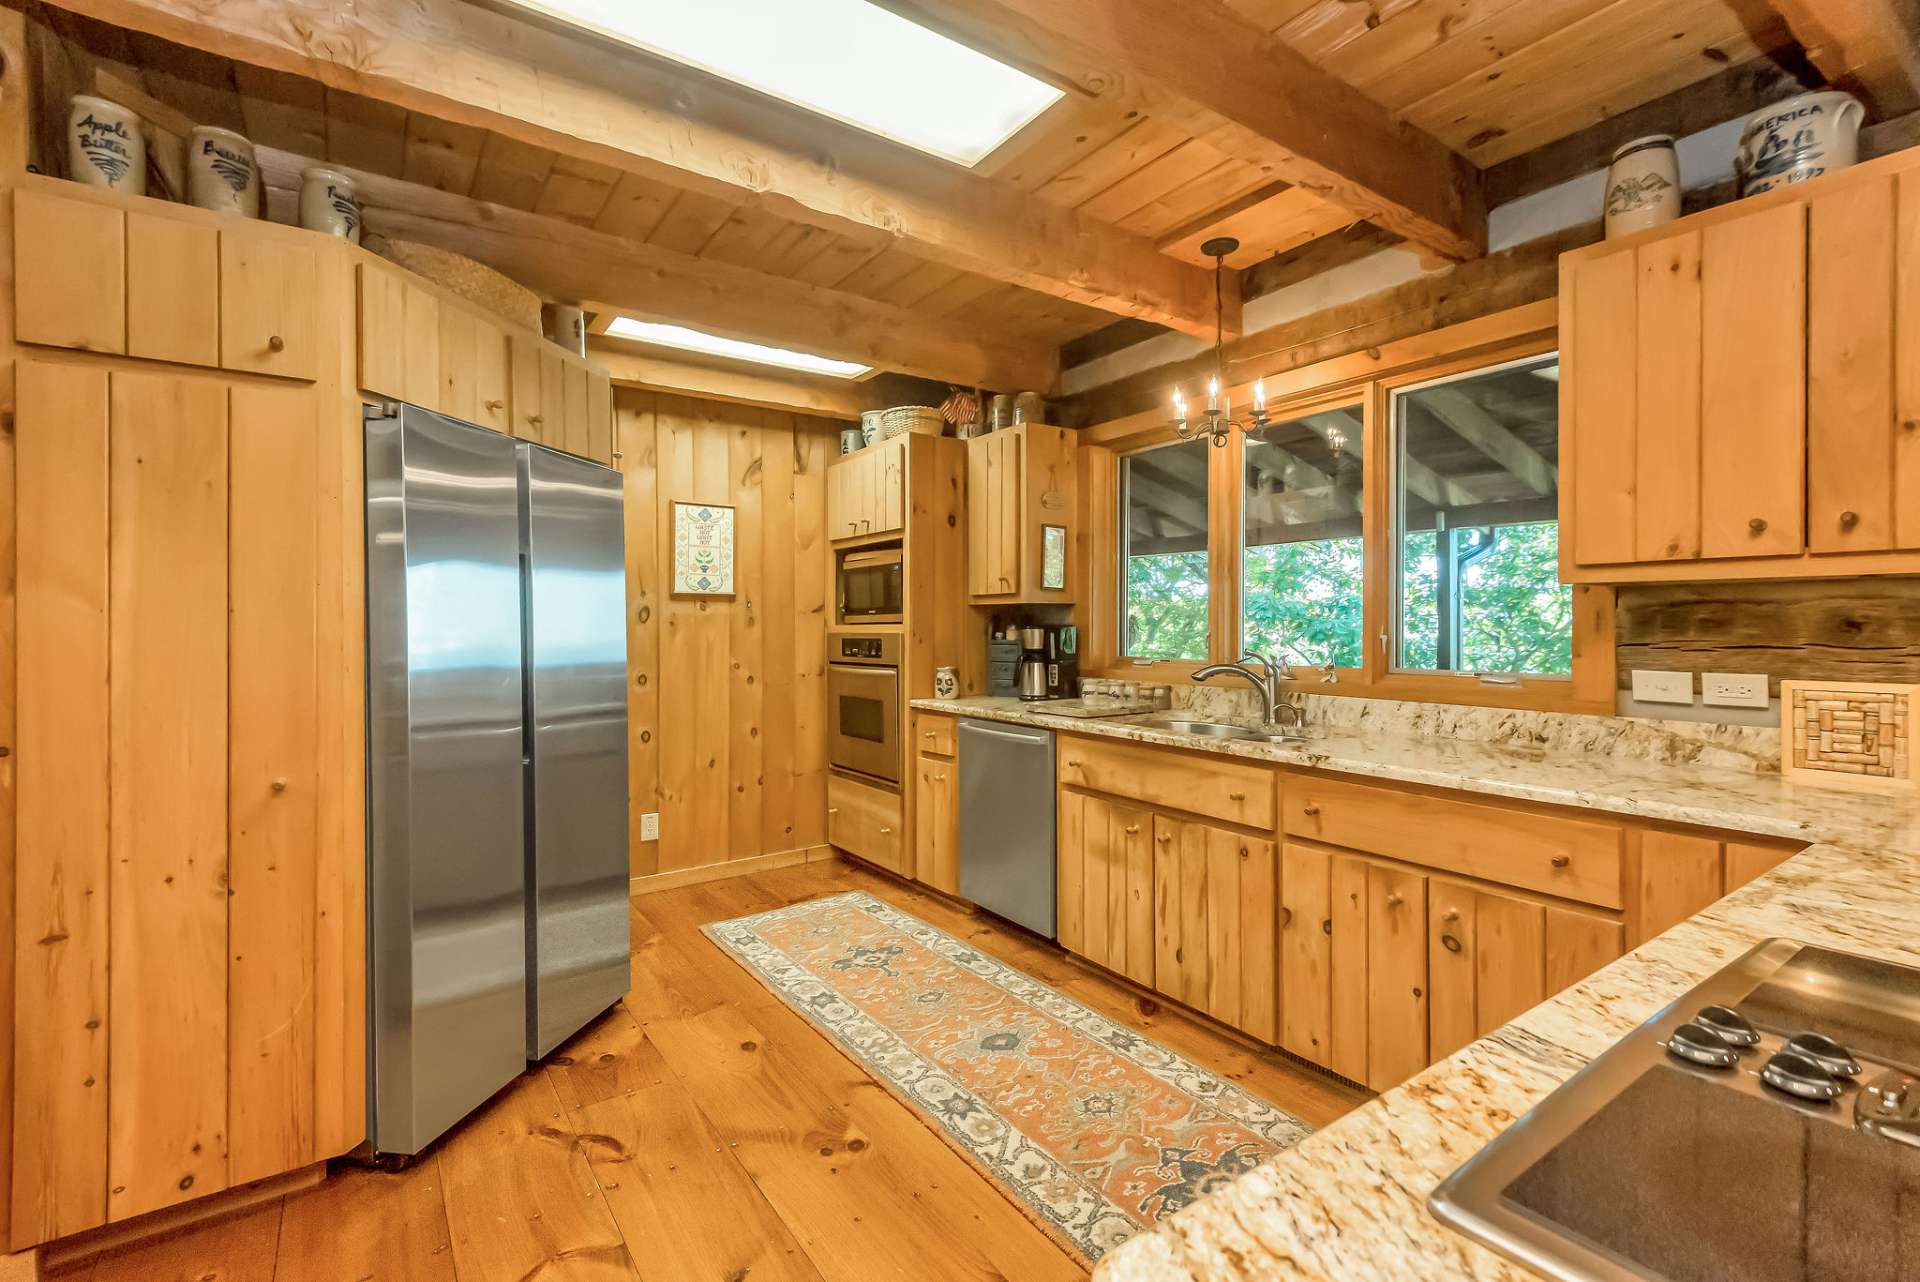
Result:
[1170, 236, 1270, 447]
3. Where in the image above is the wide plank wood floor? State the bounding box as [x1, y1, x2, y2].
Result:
[53, 858, 1367, 1282]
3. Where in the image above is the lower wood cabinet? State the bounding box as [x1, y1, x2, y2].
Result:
[914, 750, 959, 895]
[1278, 841, 1369, 1082]
[1057, 792, 1154, 987]
[829, 772, 906, 875]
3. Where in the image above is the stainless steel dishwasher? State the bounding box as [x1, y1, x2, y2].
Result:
[957, 718, 1056, 939]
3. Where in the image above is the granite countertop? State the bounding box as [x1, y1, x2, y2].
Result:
[909, 694, 1920, 1281]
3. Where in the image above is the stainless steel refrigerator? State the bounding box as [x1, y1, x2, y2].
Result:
[364, 403, 629, 1156]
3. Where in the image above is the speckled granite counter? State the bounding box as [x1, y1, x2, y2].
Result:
[910, 694, 1920, 1281]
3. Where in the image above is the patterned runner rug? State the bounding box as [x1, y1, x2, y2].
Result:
[704, 891, 1312, 1264]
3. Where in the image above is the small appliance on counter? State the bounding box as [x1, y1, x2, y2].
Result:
[1016, 625, 1080, 702]
[1430, 937, 1920, 1282]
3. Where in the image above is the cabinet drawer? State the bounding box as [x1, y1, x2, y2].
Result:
[915, 714, 956, 757]
[828, 773, 904, 873]
[1059, 736, 1275, 830]
[1282, 776, 1623, 908]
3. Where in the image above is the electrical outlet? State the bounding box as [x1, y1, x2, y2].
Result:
[640, 811, 660, 842]
[1630, 669, 1694, 705]
[1702, 672, 1770, 709]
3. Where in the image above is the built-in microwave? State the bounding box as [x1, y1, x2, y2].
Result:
[837, 547, 904, 624]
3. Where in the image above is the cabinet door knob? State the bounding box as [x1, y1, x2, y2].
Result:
[1442, 908, 1460, 924]
[1301, 803, 1321, 817]
[527, 415, 544, 426]
[1905, 419, 1918, 433]
[1748, 517, 1768, 534]
[1066, 759, 1082, 768]
[878, 826, 893, 834]
[270, 777, 288, 793]
[1840, 510, 1860, 529]
[1385, 892, 1404, 908]
[923, 731, 936, 739]
[937, 773, 948, 783]
[267, 335, 285, 353]
[485, 399, 505, 411]
[1551, 855, 1571, 869]
[1156, 833, 1172, 845]
[827, 807, 840, 815]
[1441, 933, 1462, 954]
[1228, 791, 1246, 801]
[1123, 824, 1140, 835]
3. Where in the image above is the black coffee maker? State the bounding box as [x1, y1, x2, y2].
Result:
[1018, 625, 1080, 701]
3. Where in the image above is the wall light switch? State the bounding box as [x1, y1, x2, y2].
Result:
[1630, 669, 1694, 705]
[640, 811, 661, 842]
[1702, 672, 1770, 709]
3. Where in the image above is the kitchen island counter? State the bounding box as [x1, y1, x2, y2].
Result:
[911, 695, 1920, 1282]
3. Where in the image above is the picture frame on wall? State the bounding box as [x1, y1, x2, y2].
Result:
[1041, 524, 1067, 591]
[671, 501, 736, 597]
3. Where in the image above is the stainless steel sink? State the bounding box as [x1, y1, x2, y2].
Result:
[1127, 715, 1307, 744]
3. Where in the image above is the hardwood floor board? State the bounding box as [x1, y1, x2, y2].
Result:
[436, 1072, 637, 1281]
[77, 1199, 281, 1282]
[624, 900, 785, 1026]
[273, 1160, 455, 1282]
[576, 1083, 825, 1282]
[645, 1001, 1085, 1282]
[544, 1004, 673, 1115]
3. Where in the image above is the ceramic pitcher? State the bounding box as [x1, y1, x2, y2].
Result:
[1603, 135, 1680, 238]
[188, 126, 260, 216]
[299, 166, 362, 242]
[1737, 92, 1865, 196]
[68, 94, 145, 196]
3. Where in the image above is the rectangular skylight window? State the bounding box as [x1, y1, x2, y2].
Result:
[606, 317, 873, 379]
[501, 0, 1065, 166]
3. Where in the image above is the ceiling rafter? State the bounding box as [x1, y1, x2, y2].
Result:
[43, 0, 1235, 339]
[1767, 0, 1920, 115]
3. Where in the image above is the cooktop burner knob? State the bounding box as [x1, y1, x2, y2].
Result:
[1694, 1005, 1761, 1046]
[1784, 1031, 1861, 1078]
[1761, 1049, 1846, 1102]
[1666, 1023, 1742, 1069]
[1857, 1070, 1920, 1148]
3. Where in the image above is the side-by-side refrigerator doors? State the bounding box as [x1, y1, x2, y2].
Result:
[366, 405, 528, 1155]
[521, 444, 630, 1059]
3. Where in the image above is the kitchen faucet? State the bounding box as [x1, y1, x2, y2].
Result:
[1192, 645, 1336, 728]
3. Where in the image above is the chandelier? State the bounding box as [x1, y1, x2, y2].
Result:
[1169, 236, 1269, 448]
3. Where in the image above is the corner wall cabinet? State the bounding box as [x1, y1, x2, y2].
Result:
[967, 424, 1078, 602]
[827, 436, 906, 543]
[1560, 145, 1920, 581]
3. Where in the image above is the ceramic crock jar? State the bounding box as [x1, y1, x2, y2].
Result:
[299, 166, 363, 243]
[188, 125, 260, 216]
[1737, 91, 1865, 197]
[68, 94, 146, 196]
[1603, 134, 1680, 238]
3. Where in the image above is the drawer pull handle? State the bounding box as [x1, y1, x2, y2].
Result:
[924, 731, 937, 739]
[268, 335, 285, 353]
[527, 415, 545, 426]
[1229, 791, 1246, 801]
[827, 807, 840, 815]
[1441, 933, 1462, 954]
[1301, 803, 1321, 817]
[1123, 824, 1140, 835]
[878, 826, 893, 834]
[1385, 892, 1404, 908]
[1551, 856, 1571, 869]
[1748, 517, 1767, 534]
[1067, 759, 1083, 768]
[1840, 510, 1860, 529]
[1156, 833, 1172, 845]
[485, 399, 505, 411]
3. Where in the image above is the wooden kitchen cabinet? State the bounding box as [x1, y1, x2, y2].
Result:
[15, 185, 125, 354]
[1561, 146, 1920, 582]
[1366, 863, 1430, 1093]
[509, 333, 545, 442]
[220, 232, 320, 381]
[828, 772, 906, 875]
[1058, 793, 1155, 987]
[1152, 817, 1277, 1042]
[127, 211, 219, 367]
[1278, 840, 1368, 1082]
[968, 424, 1077, 602]
[828, 439, 906, 542]
[914, 751, 959, 895]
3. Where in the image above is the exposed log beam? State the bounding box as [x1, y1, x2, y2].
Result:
[1769, 0, 1920, 115]
[883, 0, 1487, 260]
[252, 147, 1057, 391]
[43, 0, 1231, 337]
[1414, 390, 1558, 497]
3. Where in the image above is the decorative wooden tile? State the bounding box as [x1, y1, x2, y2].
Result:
[1781, 680, 1917, 793]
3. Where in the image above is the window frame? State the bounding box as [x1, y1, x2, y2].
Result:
[1086, 305, 1615, 714]
[1115, 436, 1222, 668]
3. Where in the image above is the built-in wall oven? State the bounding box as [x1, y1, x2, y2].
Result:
[827, 629, 901, 784]
[837, 547, 904, 625]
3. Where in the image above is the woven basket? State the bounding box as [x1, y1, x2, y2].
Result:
[881, 405, 944, 438]
[378, 239, 544, 332]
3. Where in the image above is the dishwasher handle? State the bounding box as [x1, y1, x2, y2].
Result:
[959, 719, 1052, 747]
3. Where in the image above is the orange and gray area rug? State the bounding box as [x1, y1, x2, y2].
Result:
[703, 891, 1312, 1264]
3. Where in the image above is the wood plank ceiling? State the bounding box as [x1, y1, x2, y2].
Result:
[39, 0, 1800, 385]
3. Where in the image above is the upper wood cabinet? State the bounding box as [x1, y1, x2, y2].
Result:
[967, 424, 1078, 602]
[1560, 147, 1920, 582]
[828, 438, 906, 542]
[221, 234, 320, 380]
[15, 186, 125, 354]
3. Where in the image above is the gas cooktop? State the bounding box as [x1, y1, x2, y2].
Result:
[1430, 939, 1920, 1282]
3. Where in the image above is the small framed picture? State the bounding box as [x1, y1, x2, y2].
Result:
[672, 501, 735, 597]
[1041, 524, 1068, 591]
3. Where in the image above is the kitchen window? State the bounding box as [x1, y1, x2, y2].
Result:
[1390, 354, 1571, 678]
[1242, 402, 1366, 669]
[1120, 439, 1210, 661]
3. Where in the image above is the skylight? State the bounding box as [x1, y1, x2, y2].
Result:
[606, 317, 872, 379]
[503, 0, 1065, 166]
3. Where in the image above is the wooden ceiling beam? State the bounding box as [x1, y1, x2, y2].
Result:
[42, 0, 1230, 338]
[252, 147, 1058, 391]
[588, 341, 874, 423]
[1768, 0, 1920, 116]
[881, 0, 1487, 260]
